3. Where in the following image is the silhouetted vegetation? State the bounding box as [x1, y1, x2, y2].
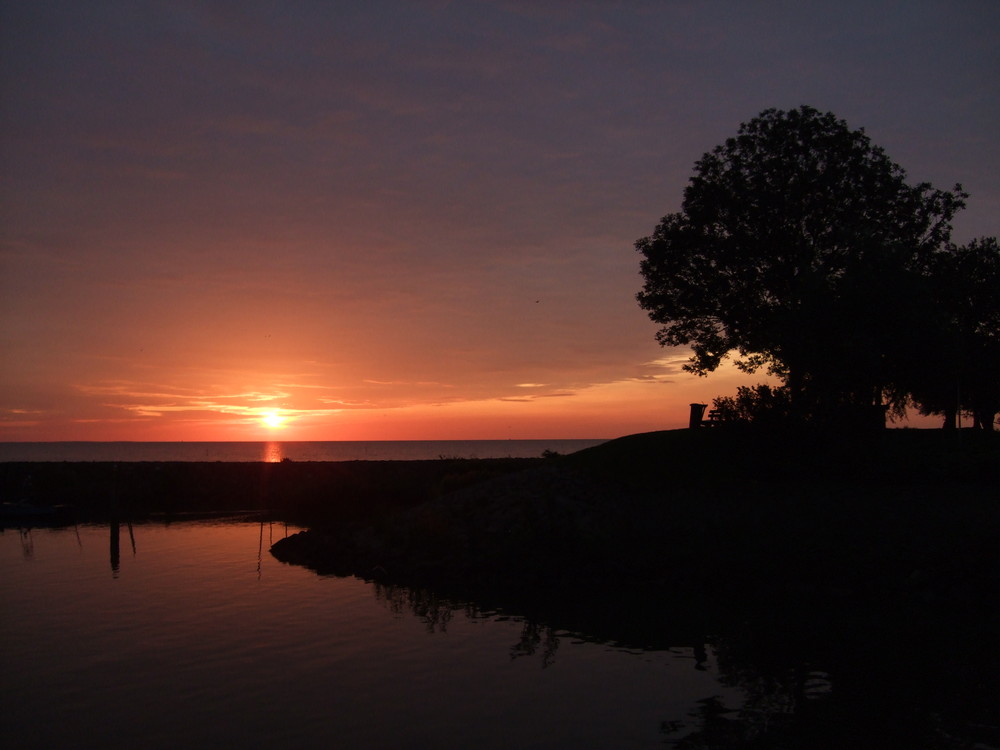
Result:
[910, 236, 1000, 429]
[636, 105, 997, 430]
[709, 384, 793, 427]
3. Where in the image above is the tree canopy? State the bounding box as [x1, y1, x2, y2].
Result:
[636, 105, 969, 425]
[911, 236, 1000, 429]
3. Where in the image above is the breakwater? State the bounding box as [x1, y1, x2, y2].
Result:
[0, 457, 540, 523]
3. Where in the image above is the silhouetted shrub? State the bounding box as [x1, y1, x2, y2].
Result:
[711, 384, 793, 426]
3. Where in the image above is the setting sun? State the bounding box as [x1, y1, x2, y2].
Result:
[260, 411, 287, 429]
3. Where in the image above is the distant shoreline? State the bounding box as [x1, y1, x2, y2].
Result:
[0, 438, 608, 463]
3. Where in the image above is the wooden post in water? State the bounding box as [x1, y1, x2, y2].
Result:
[110, 519, 120, 574]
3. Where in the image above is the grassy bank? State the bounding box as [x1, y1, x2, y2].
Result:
[270, 428, 1000, 616]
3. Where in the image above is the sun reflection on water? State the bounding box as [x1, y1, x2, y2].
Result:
[263, 442, 283, 463]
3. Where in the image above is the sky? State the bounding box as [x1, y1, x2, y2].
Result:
[2, 0, 998, 441]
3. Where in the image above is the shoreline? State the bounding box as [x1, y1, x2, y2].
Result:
[267, 428, 1000, 615]
[5, 429, 998, 613]
[0, 438, 608, 463]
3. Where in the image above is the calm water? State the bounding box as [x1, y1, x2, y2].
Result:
[0, 440, 607, 463]
[0, 520, 738, 749]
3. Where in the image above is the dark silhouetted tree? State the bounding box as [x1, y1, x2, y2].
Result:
[912, 236, 1000, 430]
[636, 106, 967, 427]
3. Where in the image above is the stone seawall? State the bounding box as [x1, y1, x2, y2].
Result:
[0, 458, 540, 522]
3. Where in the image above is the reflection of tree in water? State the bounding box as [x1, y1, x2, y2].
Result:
[371, 581, 561, 666]
[661, 644, 828, 749]
[509, 620, 559, 668]
[372, 581, 458, 634]
[366, 577, 998, 747]
[662, 617, 1000, 749]
[662, 695, 750, 749]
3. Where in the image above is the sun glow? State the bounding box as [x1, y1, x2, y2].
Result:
[260, 410, 287, 429]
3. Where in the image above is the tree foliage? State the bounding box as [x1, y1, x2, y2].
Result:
[912, 236, 1000, 429]
[636, 106, 968, 424]
[710, 384, 793, 427]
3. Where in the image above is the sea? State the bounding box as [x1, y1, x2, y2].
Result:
[0, 439, 608, 463]
[4, 519, 986, 746]
[0, 519, 740, 748]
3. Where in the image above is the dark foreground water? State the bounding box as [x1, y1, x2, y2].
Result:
[1, 519, 738, 749]
[4, 518, 998, 749]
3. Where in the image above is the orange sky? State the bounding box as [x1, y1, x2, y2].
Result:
[1, 1, 993, 441]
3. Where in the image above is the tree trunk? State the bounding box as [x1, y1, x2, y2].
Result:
[973, 410, 997, 431]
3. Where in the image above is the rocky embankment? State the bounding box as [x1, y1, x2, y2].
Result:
[0, 457, 539, 523]
[272, 462, 623, 584]
[271, 428, 1000, 611]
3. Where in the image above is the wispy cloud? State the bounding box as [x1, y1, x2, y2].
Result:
[362, 379, 454, 388]
[74, 380, 336, 423]
[499, 390, 576, 402]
